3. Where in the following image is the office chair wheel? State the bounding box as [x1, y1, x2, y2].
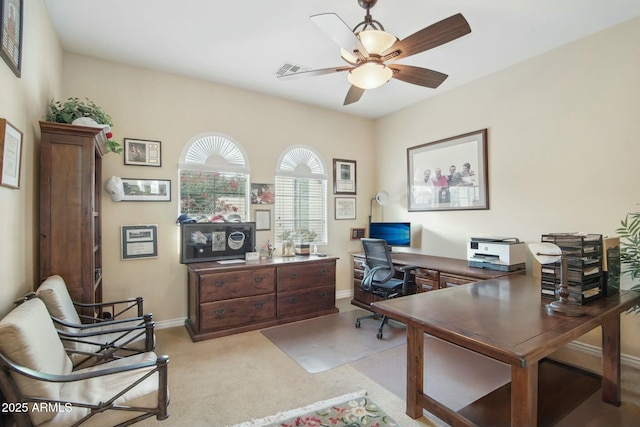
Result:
[377, 331, 383, 339]
[355, 320, 361, 328]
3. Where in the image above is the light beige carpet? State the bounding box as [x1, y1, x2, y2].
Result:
[260, 309, 406, 373]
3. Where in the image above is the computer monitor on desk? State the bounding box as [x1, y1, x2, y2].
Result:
[368, 222, 411, 250]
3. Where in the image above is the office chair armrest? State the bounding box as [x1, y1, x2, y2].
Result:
[398, 264, 420, 273]
[399, 265, 420, 295]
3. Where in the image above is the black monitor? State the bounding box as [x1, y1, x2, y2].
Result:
[368, 222, 411, 247]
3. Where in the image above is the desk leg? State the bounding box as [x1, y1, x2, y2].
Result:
[601, 314, 621, 406]
[511, 363, 538, 427]
[406, 324, 424, 419]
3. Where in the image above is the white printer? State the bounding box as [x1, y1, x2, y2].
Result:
[467, 237, 526, 272]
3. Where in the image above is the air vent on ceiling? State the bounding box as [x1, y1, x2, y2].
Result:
[275, 62, 310, 77]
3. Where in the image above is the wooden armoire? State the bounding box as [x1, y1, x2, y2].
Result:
[39, 121, 107, 319]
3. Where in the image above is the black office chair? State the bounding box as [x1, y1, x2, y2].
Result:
[355, 238, 418, 339]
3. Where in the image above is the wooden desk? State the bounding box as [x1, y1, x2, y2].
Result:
[371, 275, 640, 427]
[351, 252, 523, 310]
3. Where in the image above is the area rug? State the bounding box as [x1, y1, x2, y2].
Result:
[228, 390, 399, 427]
[260, 309, 406, 373]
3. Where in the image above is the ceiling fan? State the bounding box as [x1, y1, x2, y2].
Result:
[278, 0, 471, 106]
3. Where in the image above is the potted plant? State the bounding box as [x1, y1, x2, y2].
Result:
[46, 98, 122, 153]
[616, 212, 640, 314]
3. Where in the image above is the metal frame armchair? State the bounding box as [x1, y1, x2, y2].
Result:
[355, 238, 418, 339]
[0, 298, 169, 427]
[19, 275, 156, 369]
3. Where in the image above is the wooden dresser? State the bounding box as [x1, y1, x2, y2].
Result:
[185, 256, 338, 341]
[352, 252, 524, 309]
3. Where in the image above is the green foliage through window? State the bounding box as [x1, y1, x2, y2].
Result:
[180, 170, 248, 219]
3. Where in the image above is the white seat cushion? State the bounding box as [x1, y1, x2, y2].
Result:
[41, 352, 167, 427]
[36, 275, 82, 331]
[0, 298, 73, 425]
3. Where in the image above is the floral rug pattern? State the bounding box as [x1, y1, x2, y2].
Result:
[275, 396, 398, 427]
[230, 391, 400, 427]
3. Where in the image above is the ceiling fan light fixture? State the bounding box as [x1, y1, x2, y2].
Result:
[357, 30, 397, 56]
[348, 62, 392, 89]
[340, 48, 358, 64]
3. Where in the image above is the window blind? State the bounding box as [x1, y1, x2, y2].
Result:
[275, 175, 327, 244]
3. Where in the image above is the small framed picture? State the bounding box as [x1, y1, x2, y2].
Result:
[122, 178, 171, 201]
[124, 138, 162, 167]
[121, 224, 158, 260]
[351, 228, 365, 240]
[335, 197, 356, 220]
[0, 0, 23, 78]
[251, 183, 275, 204]
[0, 118, 22, 189]
[255, 209, 271, 230]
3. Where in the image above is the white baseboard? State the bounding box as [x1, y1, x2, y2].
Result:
[566, 340, 640, 370]
[156, 317, 187, 329]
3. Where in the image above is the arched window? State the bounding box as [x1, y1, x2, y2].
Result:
[179, 133, 249, 220]
[275, 146, 327, 245]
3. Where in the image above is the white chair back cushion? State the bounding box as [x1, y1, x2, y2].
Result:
[0, 298, 73, 425]
[36, 275, 82, 328]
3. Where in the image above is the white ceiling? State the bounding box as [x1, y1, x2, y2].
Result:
[44, 0, 640, 119]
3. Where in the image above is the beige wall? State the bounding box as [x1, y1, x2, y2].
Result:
[1, 3, 638, 361]
[0, 0, 61, 316]
[59, 54, 375, 323]
[375, 16, 640, 357]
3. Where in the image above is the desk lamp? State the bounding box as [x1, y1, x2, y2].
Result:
[528, 242, 584, 317]
[368, 191, 389, 224]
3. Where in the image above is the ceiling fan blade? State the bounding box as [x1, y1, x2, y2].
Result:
[311, 13, 367, 57]
[277, 66, 352, 80]
[383, 13, 471, 62]
[389, 64, 448, 88]
[344, 85, 365, 106]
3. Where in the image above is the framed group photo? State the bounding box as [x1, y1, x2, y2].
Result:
[407, 129, 488, 212]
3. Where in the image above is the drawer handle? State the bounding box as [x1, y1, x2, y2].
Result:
[254, 303, 264, 309]
[288, 297, 298, 304]
[254, 276, 264, 283]
[288, 273, 298, 279]
[214, 309, 225, 316]
[320, 291, 329, 298]
[319, 268, 328, 275]
[214, 280, 225, 287]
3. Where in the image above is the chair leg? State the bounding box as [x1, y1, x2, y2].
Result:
[354, 312, 383, 329]
[377, 315, 389, 339]
[355, 312, 389, 339]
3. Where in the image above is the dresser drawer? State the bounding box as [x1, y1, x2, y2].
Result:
[200, 294, 276, 331]
[277, 285, 335, 317]
[277, 261, 335, 292]
[200, 268, 275, 302]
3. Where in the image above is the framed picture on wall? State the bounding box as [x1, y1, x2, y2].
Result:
[333, 158, 356, 195]
[0, 118, 22, 189]
[121, 178, 171, 201]
[0, 0, 23, 77]
[407, 129, 488, 212]
[121, 224, 158, 260]
[124, 138, 162, 167]
[335, 197, 356, 220]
